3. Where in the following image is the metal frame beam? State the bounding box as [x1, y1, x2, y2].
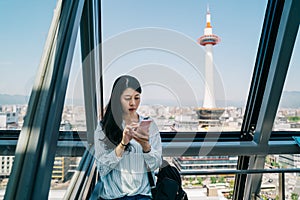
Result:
[1, 139, 300, 157]
[0, 130, 300, 156]
[161, 141, 300, 156]
[64, 0, 103, 198]
[244, 0, 300, 199]
[80, 0, 102, 145]
[233, 0, 285, 197]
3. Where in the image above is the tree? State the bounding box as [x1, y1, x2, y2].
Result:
[218, 176, 225, 183]
[291, 193, 299, 200]
[210, 176, 217, 184]
[271, 161, 280, 168]
[197, 177, 203, 185]
[229, 180, 234, 188]
[288, 116, 300, 123]
[226, 180, 235, 200]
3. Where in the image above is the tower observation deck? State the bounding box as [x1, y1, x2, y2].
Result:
[198, 34, 220, 46]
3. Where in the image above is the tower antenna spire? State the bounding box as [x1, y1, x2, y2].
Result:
[205, 4, 212, 28]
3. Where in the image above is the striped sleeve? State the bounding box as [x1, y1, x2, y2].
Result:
[94, 123, 122, 177]
[143, 120, 162, 170]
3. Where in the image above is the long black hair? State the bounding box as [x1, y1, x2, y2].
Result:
[101, 75, 142, 149]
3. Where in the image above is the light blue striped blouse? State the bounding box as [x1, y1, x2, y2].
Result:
[94, 116, 162, 199]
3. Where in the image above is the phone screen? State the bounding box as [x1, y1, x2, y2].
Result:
[139, 119, 152, 130]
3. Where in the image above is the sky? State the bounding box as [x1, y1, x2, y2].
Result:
[0, 0, 299, 107]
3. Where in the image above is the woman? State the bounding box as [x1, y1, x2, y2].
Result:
[94, 75, 162, 200]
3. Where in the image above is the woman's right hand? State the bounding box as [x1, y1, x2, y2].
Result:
[122, 123, 139, 145]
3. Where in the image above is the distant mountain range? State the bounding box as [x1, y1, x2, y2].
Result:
[279, 91, 300, 108]
[1, 91, 300, 108]
[0, 94, 83, 106]
[0, 94, 29, 105]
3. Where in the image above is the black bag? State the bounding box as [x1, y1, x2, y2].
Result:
[147, 159, 188, 200]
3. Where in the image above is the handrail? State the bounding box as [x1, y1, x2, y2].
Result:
[179, 168, 300, 175]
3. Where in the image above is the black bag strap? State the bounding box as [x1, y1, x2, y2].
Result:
[145, 157, 164, 188]
[146, 165, 155, 188]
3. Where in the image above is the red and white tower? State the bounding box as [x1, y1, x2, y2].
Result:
[197, 6, 220, 108]
[196, 6, 224, 127]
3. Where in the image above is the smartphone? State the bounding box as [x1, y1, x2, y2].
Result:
[139, 119, 152, 131]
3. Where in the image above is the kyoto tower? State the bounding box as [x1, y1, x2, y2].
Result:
[196, 6, 224, 127]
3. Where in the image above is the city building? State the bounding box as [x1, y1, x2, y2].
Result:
[52, 157, 80, 181]
[174, 156, 237, 172]
[0, 113, 6, 129]
[0, 156, 14, 178]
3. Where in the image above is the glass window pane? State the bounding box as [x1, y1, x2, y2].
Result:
[102, 1, 267, 132]
[101, 2, 266, 198]
[0, 1, 87, 197]
[273, 28, 300, 131]
[62, 31, 86, 132]
[0, 1, 57, 130]
[0, 1, 58, 196]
